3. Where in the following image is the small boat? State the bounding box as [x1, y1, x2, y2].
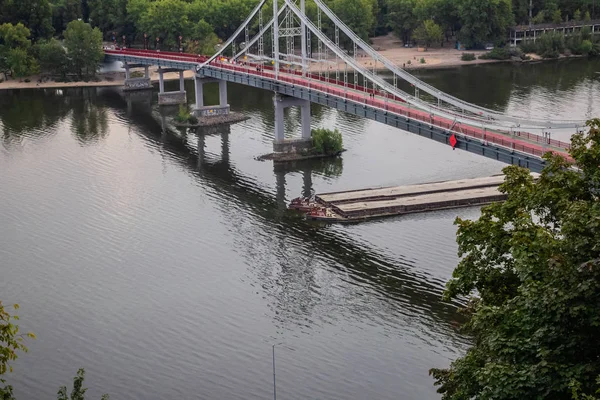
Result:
[305, 207, 343, 222]
[289, 196, 316, 212]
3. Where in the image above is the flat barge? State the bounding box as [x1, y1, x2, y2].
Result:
[290, 175, 530, 223]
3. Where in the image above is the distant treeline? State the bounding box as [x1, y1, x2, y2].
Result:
[0, 0, 599, 78]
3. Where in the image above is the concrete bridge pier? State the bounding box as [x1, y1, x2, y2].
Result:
[273, 93, 312, 153]
[123, 62, 152, 91]
[157, 67, 187, 105]
[192, 76, 231, 117]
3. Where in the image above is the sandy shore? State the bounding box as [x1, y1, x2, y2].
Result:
[0, 67, 196, 91]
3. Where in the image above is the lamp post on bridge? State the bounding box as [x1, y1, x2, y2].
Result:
[122, 35, 126, 49]
[144, 33, 148, 50]
[112, 31, 116, 48]
[179, 35, 183, 53]
[156, 37, 160, 51]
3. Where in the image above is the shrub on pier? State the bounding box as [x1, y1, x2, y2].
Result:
[461, 53, 476, 61]
[175, 105, 198, 125]
[311, 128, 343, 155]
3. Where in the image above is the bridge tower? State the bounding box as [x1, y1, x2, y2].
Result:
[271, 0, 312, 154]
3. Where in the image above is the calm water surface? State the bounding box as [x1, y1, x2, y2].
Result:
[1, 58, 598, 400]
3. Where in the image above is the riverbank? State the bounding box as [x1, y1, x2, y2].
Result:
[0, 67, 196, 91]
[0, 34, 587, 91]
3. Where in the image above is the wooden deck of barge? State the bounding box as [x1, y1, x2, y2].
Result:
[304, 175, 530, 223]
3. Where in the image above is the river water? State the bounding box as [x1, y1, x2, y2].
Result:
[1, 58, 599, 400]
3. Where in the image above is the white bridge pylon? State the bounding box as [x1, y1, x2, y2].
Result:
[198, 0, 586, 133]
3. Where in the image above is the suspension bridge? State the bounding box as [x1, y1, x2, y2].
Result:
[105, 0, 585, 173]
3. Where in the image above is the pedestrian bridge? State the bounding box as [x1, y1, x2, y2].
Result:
[105, 0, 583, 173]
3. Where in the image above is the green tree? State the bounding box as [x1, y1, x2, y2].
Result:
[0, 0, 54, 40]
[552, 8, 563, 23]
[37, 39, 68, 78]
[532, 10, 547, 23]
[413, 19, 444, 47]
[386, 0, 418, 43]
[430, 118, 600, 400]
[63, 20, 103, 79]
[50, 0, 84, 34]
[537, 30, 565, 57]
[57, 369, 109, 400]
[183, 19, 219, 55]
[135, 0, 192, 48]
[1, 301, 35, 399]
[87, 0, 128, 37]
[584, 10, 591, 21]
[571, 377, 600, 400]
[457, 0, 514, 48]
[331, 0, 376, 42]
[0, 23, 39, 77]
[6, 48, 39, 77]
[574, 8, 582, 20]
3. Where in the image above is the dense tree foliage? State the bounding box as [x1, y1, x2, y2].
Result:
[0, 23, 39, 77]
[0, 0, 598, 79]
[64, 20, 103, 79]
[413, 19, 444, 48]
[37, 38, 69, 77]
[430, 119, 600, 400]
[456, 0, 514, 47]
[0, 0, 54, 40]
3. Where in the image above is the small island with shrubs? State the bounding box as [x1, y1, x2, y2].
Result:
[259, 127, 345, 162]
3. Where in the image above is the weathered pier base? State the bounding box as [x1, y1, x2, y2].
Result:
[158, 68, 186, 105]
[190, 75, 247, 126]
[273, 93, 312, 153]
[123, 63, 152, 91]
[193, 76, 230, 117]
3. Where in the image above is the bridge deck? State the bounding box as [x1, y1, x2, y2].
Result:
[104, 49, 574, 172]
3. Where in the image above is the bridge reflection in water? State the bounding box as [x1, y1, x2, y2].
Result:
[102, 86, 466, 338]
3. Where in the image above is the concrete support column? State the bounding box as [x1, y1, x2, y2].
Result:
[144, 66, 149, 79]
[124, 63, 130, 80]
[194, 76, 204, 109]
[158, 68, 165, 93]
[274, 94, 285, 143]
[179, 70, 185, 92]
[301, 101, 311, 139]
[218, 80, 228, 107]
[272, 93, 313, 153]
